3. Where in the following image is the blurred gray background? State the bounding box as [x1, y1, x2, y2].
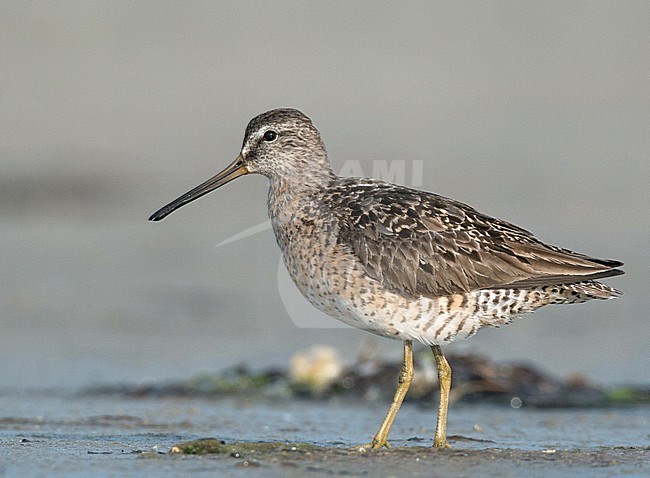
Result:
[2, 1, 648, 389]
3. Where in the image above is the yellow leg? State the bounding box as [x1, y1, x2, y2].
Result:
[431, 344, 451, 448]
[366, 340, 414, 449]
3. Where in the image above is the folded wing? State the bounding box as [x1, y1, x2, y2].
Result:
[332, 180, 623, 298]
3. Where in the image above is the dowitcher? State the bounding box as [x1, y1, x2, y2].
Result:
[150, 108, 623, 448]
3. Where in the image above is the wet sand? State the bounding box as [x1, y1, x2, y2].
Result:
[0, 392, 647, 477]
[166, 439, 648, 477]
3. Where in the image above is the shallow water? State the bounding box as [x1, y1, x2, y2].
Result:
[0, 391, 647, 477]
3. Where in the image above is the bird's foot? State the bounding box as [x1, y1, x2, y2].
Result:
[433, 438, 451, 448]
[353, 439, 391, 452]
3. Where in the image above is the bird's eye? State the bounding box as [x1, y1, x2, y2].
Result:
[263, 130, 278, 142]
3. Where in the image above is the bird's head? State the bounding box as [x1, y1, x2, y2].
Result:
[149, 108, 333, 222]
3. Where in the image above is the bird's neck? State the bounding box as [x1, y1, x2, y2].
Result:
[266, 172, 335, 248]
[267, 161, 335, 201]
[267, 174, 328, 212]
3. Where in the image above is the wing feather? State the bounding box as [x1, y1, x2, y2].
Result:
[330, 179, 623, 297]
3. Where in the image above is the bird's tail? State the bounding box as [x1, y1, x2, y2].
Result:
[560, 280, 623, 301]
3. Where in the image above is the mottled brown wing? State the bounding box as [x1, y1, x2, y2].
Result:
[332, 180, 623, 298]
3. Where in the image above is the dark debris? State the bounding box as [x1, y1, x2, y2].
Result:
[83, 351, 649, 408]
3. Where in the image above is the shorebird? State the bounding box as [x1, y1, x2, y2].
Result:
[149, 108, 623, 449]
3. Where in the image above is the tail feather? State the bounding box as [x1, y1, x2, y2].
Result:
[506, 268, 624, 289]
[564, 280, 623, 301]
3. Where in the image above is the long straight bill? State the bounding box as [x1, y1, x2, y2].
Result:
[149, 155, 248, 221]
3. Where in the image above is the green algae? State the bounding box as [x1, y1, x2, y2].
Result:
[169, 438, 323, 456]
